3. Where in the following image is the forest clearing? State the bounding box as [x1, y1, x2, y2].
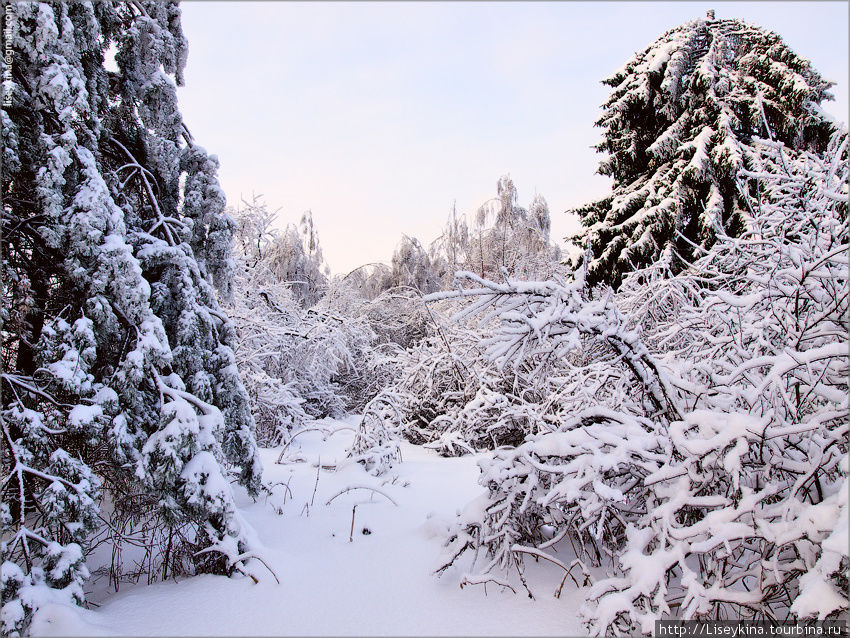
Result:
[1, 2, 847, 636]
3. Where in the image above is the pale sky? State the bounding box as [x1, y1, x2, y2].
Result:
[176, 1, 849, 275]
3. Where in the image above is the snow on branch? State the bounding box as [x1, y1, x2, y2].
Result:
[426, 270, 682, 421]
[434, 129, 849, 634]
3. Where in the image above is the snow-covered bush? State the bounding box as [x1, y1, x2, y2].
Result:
[436, 131, 848, 634]
[378, 312, 501, 454]
[348, 392, 404, 476]
[396, 262, 674, 457]
[295, 303, 382, 418]
[227, 221, 398, 440]
[389, 327, 482, 450]
[391, 328, 556, 456]
[390, 236, 442, 295]
[323, 269, 432, 353]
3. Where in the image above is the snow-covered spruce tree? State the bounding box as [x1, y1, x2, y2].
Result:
[581, 129, 849, 634]
[571, 13, 838, 288]
[182, 145, 235, 302]
[1, 2, 262, 632]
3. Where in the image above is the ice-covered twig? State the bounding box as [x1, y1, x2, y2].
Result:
[324, 485, 398, 507]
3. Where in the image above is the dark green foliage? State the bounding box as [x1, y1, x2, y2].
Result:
[571, 16, 838, 288]
[1, 3, 260, 633]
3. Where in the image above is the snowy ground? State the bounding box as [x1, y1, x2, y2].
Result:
[30, 417, 585, 636]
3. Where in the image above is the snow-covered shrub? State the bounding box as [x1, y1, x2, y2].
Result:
[242, 371, 309, 448]
[226, 237, 397, 438]
[428, 383, 550, 454]
[390, 329, 480, 449]
[337, 263, 394, 302]
[348, 392, 405, 476]
[436, 131, 848, 634]
[384, 319, 515, 455]
[360, 287, 430, 352]
[393, 336, 555, 456]
[390, 235, 442, 295]
[296, 305, 379, 418]
[400, 265, 677, 456]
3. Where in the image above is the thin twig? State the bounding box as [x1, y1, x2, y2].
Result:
[311, 457, 321, 507]
[460, 575, 517, 595]
[349, 504, 358, 543]
[276, 427, 327, 464]
[325, 485, 398, 507]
